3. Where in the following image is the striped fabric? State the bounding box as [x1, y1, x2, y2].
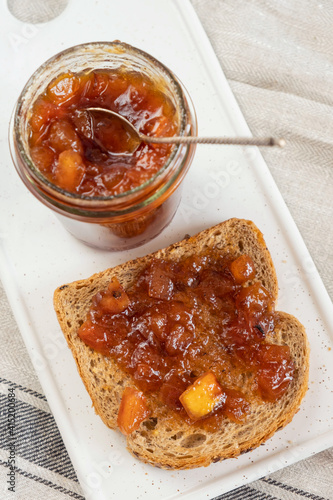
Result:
[0, 374, 84, 499]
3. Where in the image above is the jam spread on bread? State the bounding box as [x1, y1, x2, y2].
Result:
[27, 69, 179, 195]
[78, 252, 294, 433]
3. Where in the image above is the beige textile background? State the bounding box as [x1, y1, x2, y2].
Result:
[191, 0, 333, 301]
[1, 0, 332, 499]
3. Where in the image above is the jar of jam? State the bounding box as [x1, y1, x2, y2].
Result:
[9, 42, 197, 250]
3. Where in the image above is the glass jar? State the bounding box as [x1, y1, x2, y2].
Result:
[9, 41, 197, 250]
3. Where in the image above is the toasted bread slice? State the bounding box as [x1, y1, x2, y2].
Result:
[54, 218, 309, 469]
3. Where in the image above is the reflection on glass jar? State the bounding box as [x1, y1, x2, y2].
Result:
[9, 41, 197, 250]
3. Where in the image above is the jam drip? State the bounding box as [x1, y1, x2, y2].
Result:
[78, 253, 294, 429]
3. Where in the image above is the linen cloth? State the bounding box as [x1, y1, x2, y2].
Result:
[1, 0, 332, 499]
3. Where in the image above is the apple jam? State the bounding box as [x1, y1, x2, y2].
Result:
[27, 69, 180, 196]
[78, 253, 294, 430]
[12, 42, 197, 250]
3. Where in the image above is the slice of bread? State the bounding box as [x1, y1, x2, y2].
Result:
[54, 218, 309, 469]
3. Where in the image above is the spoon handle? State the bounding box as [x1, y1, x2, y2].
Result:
[141, 135, 285, 147]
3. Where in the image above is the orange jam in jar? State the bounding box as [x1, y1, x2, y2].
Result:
[28, 69, 181, 196]
[78, 252, 294, 431]
[10, 42, 197, 250]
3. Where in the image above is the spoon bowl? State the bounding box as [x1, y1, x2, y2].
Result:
[85, 107, 141, 156]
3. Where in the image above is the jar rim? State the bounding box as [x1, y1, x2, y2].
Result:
[13, 41, 194, 204]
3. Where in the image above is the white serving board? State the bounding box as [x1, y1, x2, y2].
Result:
[1, 1, 333, 499]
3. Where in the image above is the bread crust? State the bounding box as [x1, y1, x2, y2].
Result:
[54, 218, 309, 469]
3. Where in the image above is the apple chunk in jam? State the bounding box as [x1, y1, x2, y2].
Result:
[117, 387, 150, 435]
[179, 372, 226, 421]
[97, 277, 130, 314]
[78, 252, 294, 433]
